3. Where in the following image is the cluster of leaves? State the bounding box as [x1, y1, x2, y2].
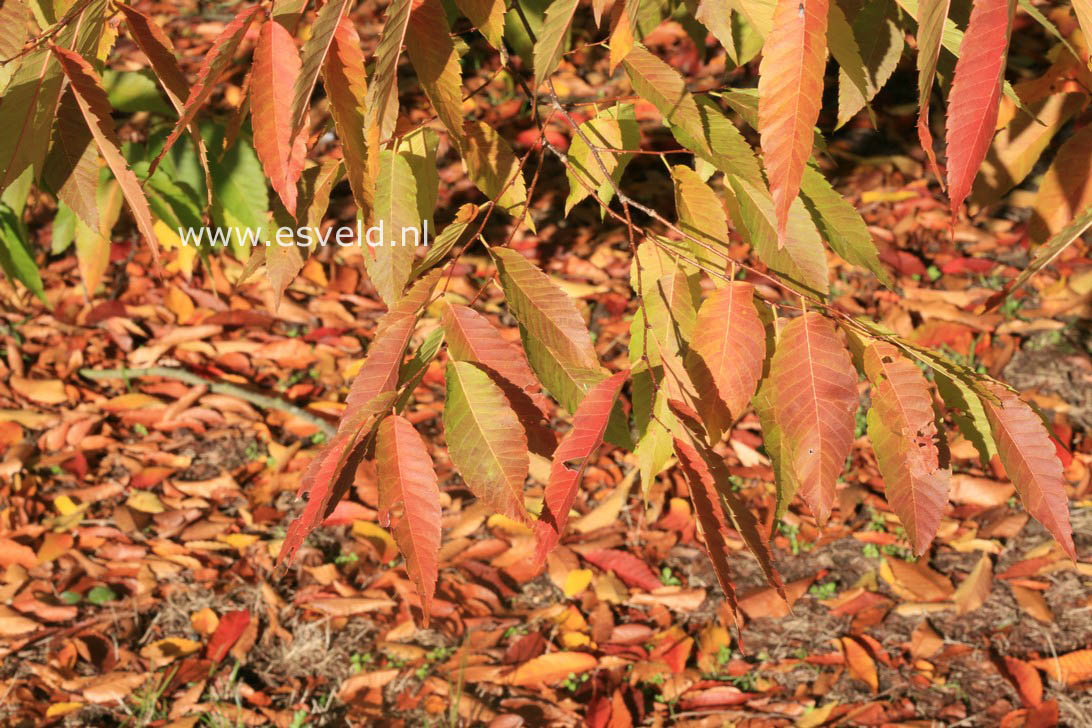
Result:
[0, 0, 1085, 625]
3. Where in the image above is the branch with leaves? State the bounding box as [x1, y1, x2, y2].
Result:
[0, 0, 1086, 628]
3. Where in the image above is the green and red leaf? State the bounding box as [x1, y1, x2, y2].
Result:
[444, 360, 532, 523]
[864, 342, 950, 554]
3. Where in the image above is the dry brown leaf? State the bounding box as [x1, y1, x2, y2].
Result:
[1010, 584, 1054, 623]
[881, 556, 954, 602]
[0, 605, 39, 636]
[952, 553, 993, 614]
[11, 377, 67, 404]
[140, 637, 201, 667]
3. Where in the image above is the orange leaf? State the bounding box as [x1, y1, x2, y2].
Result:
[322, 16, 371, 217]
[763, 314, 857, 524]
[252, 19, 307, 218]
[944, 0, 1015, 213]
[983, 385, 1075, 559]
[758, 0, 828, 243]
[376, 415, 442, 624]
[686, 282, 765, 420]
[1030, 649, 1092, 686]
[534, 371, 628, 563]
[1001, 656, 1043, 708]
[863, 342, 950, 554]
[505, 652, 598, 686]
[952, 552, 992, 614]
[842, 636, 879, 693]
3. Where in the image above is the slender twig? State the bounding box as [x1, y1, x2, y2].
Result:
[79, 366, 337, 438]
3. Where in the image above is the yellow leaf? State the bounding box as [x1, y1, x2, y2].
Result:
[156, 220, 197, 277]
[126, 491, 166, 514]
[11, 377, 67, 405]
[860, 188, 917, 203]
[560, 631, 591, 649]
[219, 534, 260, 550]
[562, 568, 593, 598]
[54, 495, 81, 516]
[165, 285, 195, 324]
[46, 702, 84, 718]
[140, 637, 201, 667]
[487, 513, 533, 536]
[352, 521, 397, 561]
[101, 393, 164, 411]
[797, 702, 839, 728]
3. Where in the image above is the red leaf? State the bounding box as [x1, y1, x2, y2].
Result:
[945, 0, 1015, 213]
[582, 549, 662, 592]
[278, 273, 439, 566]
[673, 436, 743, 625]
[115, 3, 189, 107]
[534, 371, 628, 563]
[150, 4, 263, 174]
[673, 434, 784, 602]
[983, 385, 1075, 559]
[758, 0, 829, 243]
[764, 313, 858, 524]
[322, 16, 371, 216]
[376, 415, 441, 624]
[252, 19, 307, 218]
[344, 270, 440, 416]
[206, 610, 250, 663]
[49, 45, 160, 265]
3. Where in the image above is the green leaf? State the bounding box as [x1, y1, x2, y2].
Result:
[0, 201, 45, 302]
[103, 70, 173, 114]
[799, 165, 891, 286]
[0, 0, 106, 194]
[492, 246, 605, 414]
[835, 0, 904, 128]
[534, 0, 580, 87]
[725, 176, 830, 297]
[406, 0, 465, 143]
[364, 148, 421, 307]
[210, 130, 269, 257]
[672, 164, 730, 281]
[564, 104, 640, 215]
[87, 585, 117, 605]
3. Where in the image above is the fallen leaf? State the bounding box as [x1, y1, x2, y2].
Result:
[11, 376, 67, 404]
[1010, 584, 1054, 623]
[0, 605, 39, 635]
[1001, 656, 1043, 708]
[206, 610, 250, 663]
[1030, 649, 1092, 686]
[505, 652, 598, 685]
[841, 636, 879, 693]
[881, 556, 954, 602]
[952, 553, 993, 614]
[140, 637, 201, 667]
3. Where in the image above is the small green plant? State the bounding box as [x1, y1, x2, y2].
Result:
[659, 566, 682, 586]
[350, 652, 375, 673]
[729, 671, 759, 692]
[561, 671, 590, 692]
[132, 423, 149, 437]
[808, 581, 837, 599]
[334, 549, 359, 565]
